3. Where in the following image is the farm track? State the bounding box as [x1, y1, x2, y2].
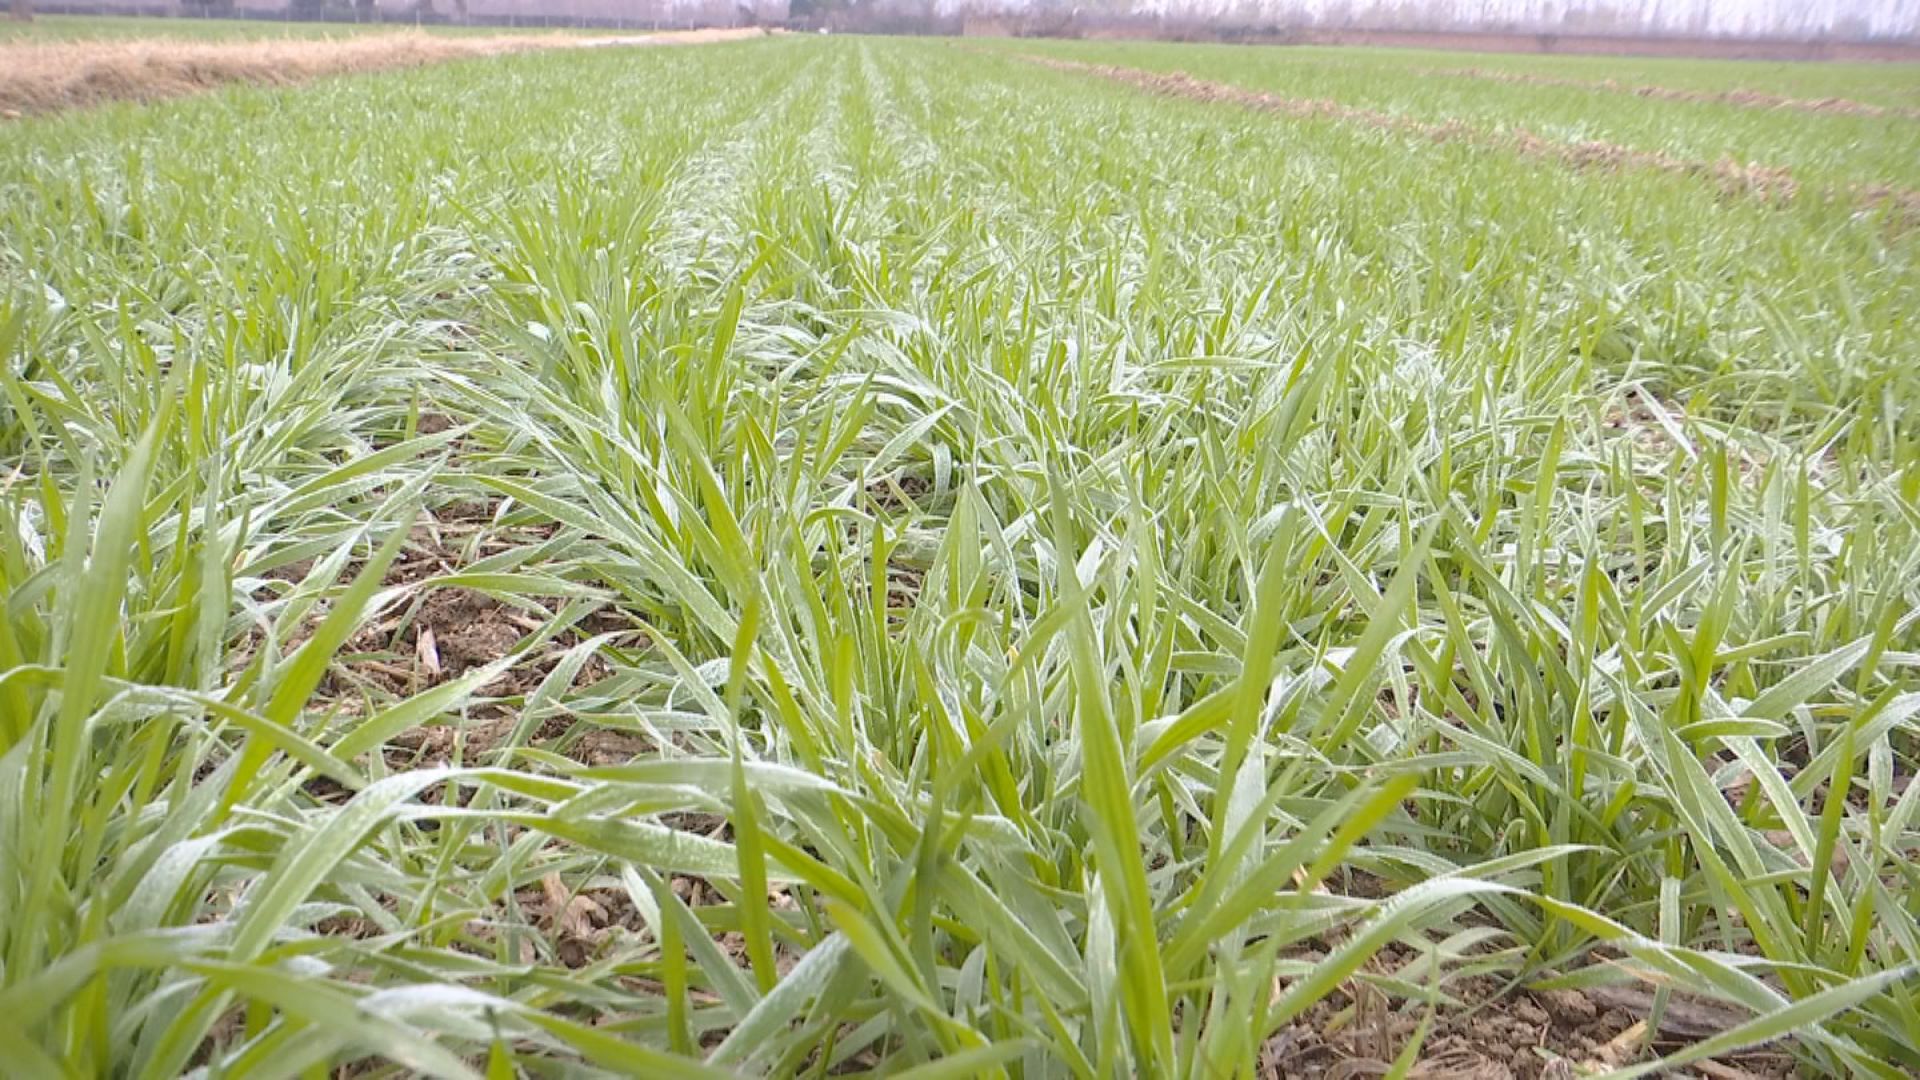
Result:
[0, 27, 770, 118]
[1018, 53, 1920, 220]
[1414, 64, 1920, 122]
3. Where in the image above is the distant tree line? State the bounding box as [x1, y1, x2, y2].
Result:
[17, 0, 1917, 40]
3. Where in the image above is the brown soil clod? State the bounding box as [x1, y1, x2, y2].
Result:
[248, 501, 639, 777]
[1601, 386, 1693, 460]
[866, 472, 933, 514]
[471, 872, 651, 968]
[1259, 968, 1793, 1079]
[1581, 984, 1750, 1041]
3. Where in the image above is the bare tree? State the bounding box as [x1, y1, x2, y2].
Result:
[10, 0, 31, 24]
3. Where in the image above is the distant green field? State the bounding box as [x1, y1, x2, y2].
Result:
[999, 38, 1920, 188]
[0, 11, 595, 40]
[1302, 43, 1920, 108]
[2, 33, 1916, 1079]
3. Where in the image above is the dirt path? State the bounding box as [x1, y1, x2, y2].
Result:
[0, 27, 771, 118]
[1415, 65, 1920, 122]
[1022, 54, 1919, 221]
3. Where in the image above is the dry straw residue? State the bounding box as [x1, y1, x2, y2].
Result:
[0, 27, 770, 118]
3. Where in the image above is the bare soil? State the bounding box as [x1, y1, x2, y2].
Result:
[0, 27, 772, 117]
[1262, 948, 1795, 1078]
[240, 497, 644, 776]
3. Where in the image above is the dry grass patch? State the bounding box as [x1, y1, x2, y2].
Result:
[0, 27, 772, 117]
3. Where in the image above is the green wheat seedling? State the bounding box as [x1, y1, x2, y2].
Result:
[0, 32, 1916, 1079]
